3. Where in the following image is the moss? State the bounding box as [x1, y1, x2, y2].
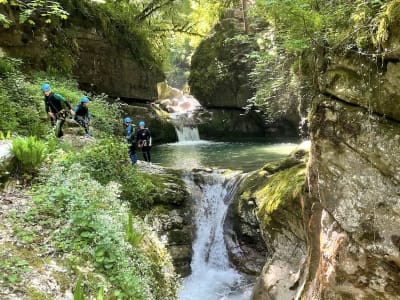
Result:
[51, 271, 72, 293]
[255, 164, 306, 228]
[26, 287, 49, 300]
[262, 157, 301, 174]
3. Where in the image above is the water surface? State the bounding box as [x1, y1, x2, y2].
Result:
[151, 141, 298, 171]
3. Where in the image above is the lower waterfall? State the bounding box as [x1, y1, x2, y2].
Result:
[179, 169, 252, 300]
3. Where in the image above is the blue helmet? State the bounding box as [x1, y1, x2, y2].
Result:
[139, 121, 145, 127]
[41, 83, 51, 92]
[124, 117, 132, 123]
[81, 97, 89, 103]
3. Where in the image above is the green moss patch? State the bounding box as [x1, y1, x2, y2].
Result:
[255, 164, 306, 229]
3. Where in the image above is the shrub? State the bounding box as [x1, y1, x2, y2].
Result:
[10, 136, 47, 176]
[27, 162, 178, 299]
[76, 138, 127, 184]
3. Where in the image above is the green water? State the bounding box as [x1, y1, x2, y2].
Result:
[149, 141, 298, 171]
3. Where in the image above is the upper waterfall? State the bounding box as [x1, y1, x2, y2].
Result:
[156, 84, 203, 142]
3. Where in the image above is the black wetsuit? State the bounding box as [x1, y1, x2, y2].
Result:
[136, 128, 152, 162]
[44, 93, 72, 137]
[73, 104, 90, 134]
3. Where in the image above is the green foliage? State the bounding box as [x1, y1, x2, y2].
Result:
[73, 278, 85, 300]
[12, 137, 179, 298]
[2, 0, 69, 26]
[11, 136, 47, 176]
[87, 94, 122, 136]
[126, 213, 144, 247]
[25, 161, 178, 299]
[119, 167, 157, 211]
[373, 0, 400, 47]
[75, 138, 127, 184]
[0, 58, 47, 137]
[0, 256, 31, 287]
[0, 131, 11, 140]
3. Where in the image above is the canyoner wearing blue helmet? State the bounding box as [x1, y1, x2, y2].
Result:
[73, 96, 92, 137]
[41, 83, 51, 92]
[42, 83, 74, 138]
[124, 117, 135, 142]
[136, 121, 152, 163]
[123, 117, 137, 164]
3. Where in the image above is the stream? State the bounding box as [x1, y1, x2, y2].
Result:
[151, 110, 298, 299]
[151, 137, 297, 299]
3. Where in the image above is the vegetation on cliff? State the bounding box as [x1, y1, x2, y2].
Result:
[0, 57, 183, 298]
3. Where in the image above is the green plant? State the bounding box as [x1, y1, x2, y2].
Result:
[73, 277, 85, 300]
[10, 136, 47, 176]
[77, 138, 127, 184]
[0, 256, 30, 287]
[126, 213, 144, 247]
[0, 131, 11, 140]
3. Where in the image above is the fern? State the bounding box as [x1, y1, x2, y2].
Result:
[10, 137, 47, 175]
[126, 213, 144, 247]
[0, 131, 11, 140]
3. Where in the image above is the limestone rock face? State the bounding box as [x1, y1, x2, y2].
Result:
[74, 29, 163, 100]
[189, 10, 308, 138]
[321, 53, 400, 121]
[0, 23, 163, 101]
[304, 97, 400, 299]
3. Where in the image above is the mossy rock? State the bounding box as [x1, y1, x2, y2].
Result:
[255, 164, 306, 229]
[122, 104, 177, 144]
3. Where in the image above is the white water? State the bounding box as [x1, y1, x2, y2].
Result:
[179, 170, 253, 300]
[175, 126, 200, 142]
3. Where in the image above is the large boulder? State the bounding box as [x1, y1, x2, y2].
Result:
[0, 140, 13, 187]
[189, 13, 255, 109]
[229, 146, 309, 299]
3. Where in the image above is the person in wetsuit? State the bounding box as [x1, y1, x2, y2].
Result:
[124, 117, 137, 164]
[42, 83, 74, 138]
[136, 121, 152, 163]
[73, 97, 92, 137]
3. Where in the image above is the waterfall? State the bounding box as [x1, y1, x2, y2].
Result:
[179, 170, 251, 300]
[175, 126, 200, 142]
[171, 112, 201, 142]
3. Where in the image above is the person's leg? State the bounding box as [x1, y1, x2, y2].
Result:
[142, 147, 148, 162]
[50, 116, 56, 127]
[130, 152, 137, 164]
[77, 118, 90, 135]
[143, 146, 151, 162]
[60, 119, 66, 137]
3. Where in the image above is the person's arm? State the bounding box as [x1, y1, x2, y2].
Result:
[147, 129, 152, 146]
[54, 93, 74, 115]
[72, 105, 79, 119]
[44, 99, 50, 113]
